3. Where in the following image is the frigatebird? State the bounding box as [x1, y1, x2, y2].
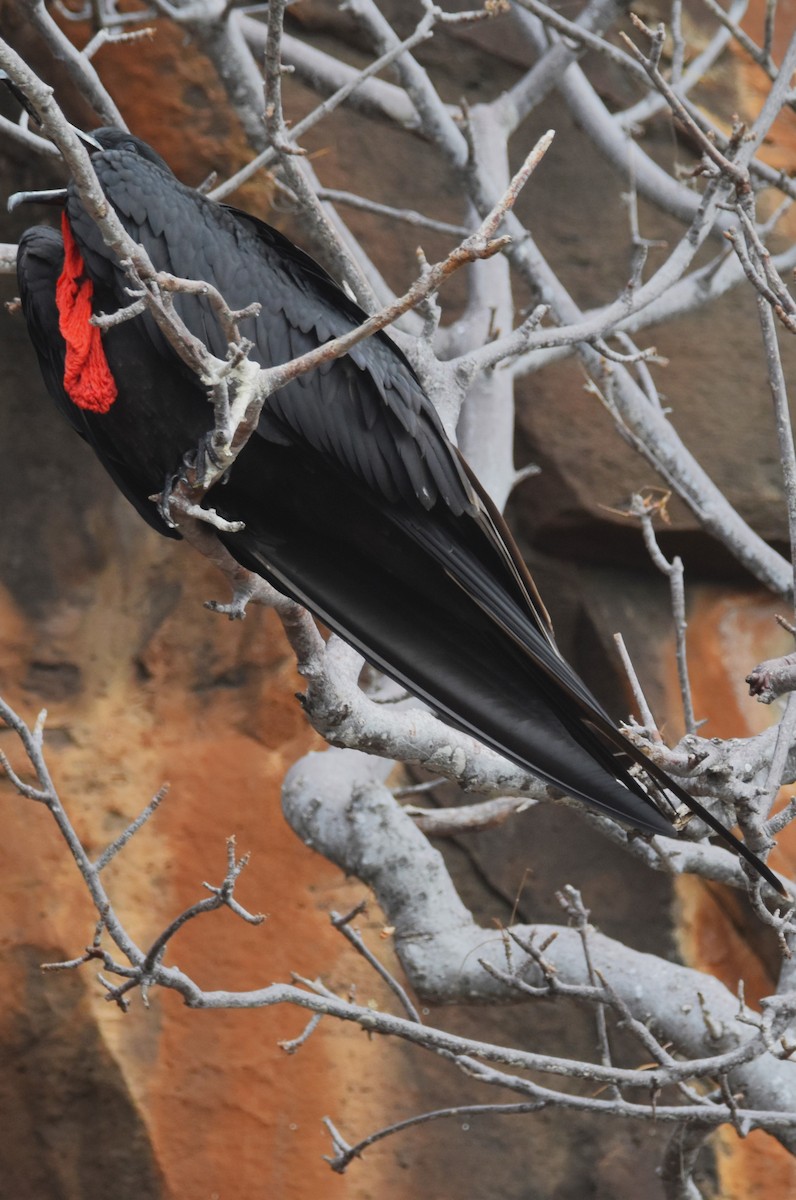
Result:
[10, 127, 784, 894]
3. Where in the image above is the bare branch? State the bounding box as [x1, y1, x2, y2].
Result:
[324, 1101, 543, 1174]
[613, 632, 662, 742]
[94, 785, 169, 872]
[405, 794, 536, 835]
[25, 0, 126, 126]
[330, 903, 422, 1023]
[631, 491, 697, 736]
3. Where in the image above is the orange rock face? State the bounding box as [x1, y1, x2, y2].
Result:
[0, 529, 425, 1199]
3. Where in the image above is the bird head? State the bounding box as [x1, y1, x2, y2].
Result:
[5, 114, 174, 212]
[85, 128, 174, 176]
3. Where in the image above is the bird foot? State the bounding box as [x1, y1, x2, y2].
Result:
[183, 431, 230, 489]
[156, 470, 181, 528]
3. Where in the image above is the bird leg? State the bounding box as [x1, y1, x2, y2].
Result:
[153, 435, 239, 531]
[184, 430, 232, 489]
[156, 468, 181, 529]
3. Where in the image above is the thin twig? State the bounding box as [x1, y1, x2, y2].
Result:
[631, 493, 697, 736]
[323, 1102, 544, 1173]
[94, 785, 169, 872]
[613, 633, 662, 740]
[331, 904, 422, 1023]
[279, 1012, 323, 1054]
[405, 795, 536, 835]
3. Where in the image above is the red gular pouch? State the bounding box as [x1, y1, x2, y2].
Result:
[55, 211, 118, 413]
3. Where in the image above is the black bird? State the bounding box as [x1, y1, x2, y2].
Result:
[11, 127, 784, 894]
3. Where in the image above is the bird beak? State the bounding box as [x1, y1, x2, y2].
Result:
[0, 70, 40, 123]
[74, 128, 102, 151]
[1, 69, 103, 154]
[6, 125, 103, 209]
[7, 188, 68, 212]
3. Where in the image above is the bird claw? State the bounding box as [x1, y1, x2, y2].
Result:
[183, 432, 229, 488]
[155, 434, 232, 528]
[156, 471, 181, 528]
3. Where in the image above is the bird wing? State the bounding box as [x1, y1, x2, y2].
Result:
[64, 150, 666, 744]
